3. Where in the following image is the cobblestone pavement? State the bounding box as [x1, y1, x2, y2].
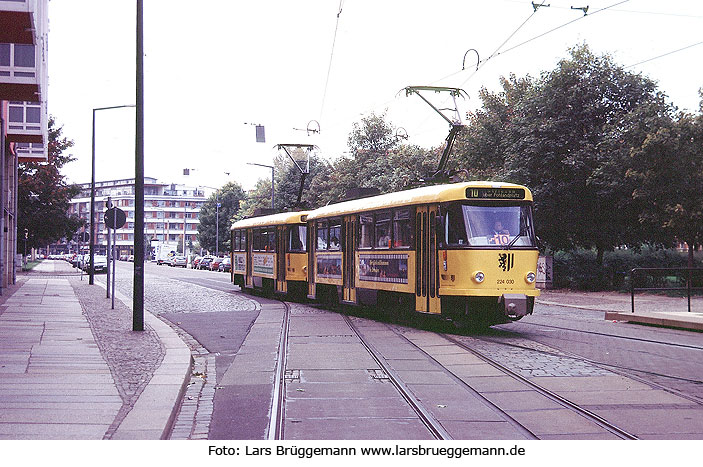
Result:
[452, 334, 612, 377]
[94, 263, 258, 439]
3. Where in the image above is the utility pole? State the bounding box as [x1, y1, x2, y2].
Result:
[133, 0, 145, 331]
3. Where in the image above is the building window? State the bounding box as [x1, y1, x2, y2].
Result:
[0, 44, 10, 66]
[13, 44, 35, 67]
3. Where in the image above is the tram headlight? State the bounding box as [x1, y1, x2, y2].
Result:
[473, 271, 485, 284]
[525, 272, 536, 284]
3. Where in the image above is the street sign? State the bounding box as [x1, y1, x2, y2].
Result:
[104, 207, 127, 229]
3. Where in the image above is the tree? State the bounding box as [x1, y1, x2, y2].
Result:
[628, 108, 703, 266]
[508, 45, 672, 267]
[196, 182, 246, 254]
[17, 117, 82, 251]
[455, 44, 671, 272]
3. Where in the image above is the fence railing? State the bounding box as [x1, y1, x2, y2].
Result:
[630, 268, 703, 313]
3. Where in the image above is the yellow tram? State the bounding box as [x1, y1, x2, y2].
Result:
[306, 181, 540, 325]
[230, 211, 309, 297]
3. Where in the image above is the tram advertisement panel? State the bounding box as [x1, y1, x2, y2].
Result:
[233, 253, 246, 273]
[317, 254, 342, 279]
[253, 253, 274, 276]
[359, 254, 409, 284]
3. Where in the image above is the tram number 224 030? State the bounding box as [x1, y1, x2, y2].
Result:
[496, 279, 515, 285]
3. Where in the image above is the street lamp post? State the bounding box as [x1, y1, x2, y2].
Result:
[183, 170, 221, 257]
[89, 104, 135, 286]
[247, 162, 275, 209]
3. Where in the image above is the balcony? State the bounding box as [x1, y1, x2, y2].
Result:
[5, 100, 45, 143]
[0, 42, 42, 101]
[0, 0, 35, 44]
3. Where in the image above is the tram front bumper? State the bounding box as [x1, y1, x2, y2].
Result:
[500, 294, 528, 319]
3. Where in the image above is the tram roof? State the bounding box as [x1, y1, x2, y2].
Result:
[307, 181, 533, 220]
[230, 211, 309, 230]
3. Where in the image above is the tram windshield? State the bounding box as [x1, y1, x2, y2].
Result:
[444, 203, 536, 248]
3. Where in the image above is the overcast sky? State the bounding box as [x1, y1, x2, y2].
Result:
[47, 0, 702, 191]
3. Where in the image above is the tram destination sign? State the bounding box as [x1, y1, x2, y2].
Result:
[465, 187, 525, 200]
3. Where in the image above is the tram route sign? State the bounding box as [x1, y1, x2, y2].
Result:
[104, 207, 127, 230]
[466, 187, 525, 200]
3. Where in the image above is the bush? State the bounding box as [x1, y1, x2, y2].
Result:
[551, 246, 700, 291]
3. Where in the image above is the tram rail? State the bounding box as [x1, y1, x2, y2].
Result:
[439, 333, 640, 440]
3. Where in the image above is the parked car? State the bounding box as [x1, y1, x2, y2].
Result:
[92, 255, 108, 273]
[218, 257, 231, 272]
[192, 256, 202, 269]
[170, 256, 187, 268]
[198, 256, 214, 270]
[210, 257, 224, 271]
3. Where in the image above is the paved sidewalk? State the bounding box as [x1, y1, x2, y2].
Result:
[0, 261, 191, 440]
[538, 289, 703, 331]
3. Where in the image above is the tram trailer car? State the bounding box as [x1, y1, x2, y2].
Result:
[231, 211, 309, 297]
[306, 181, 540, 326]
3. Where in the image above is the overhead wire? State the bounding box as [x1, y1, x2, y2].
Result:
[318, 0, 345, 125]
[625, 40, 703, 68]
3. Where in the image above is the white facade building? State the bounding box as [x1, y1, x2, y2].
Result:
[68, 177, 208, 258]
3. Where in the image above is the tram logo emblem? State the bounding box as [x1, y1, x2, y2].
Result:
[498, 253, 514, 272]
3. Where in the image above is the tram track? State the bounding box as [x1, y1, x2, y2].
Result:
[267, 300, 291, 440]
[512, 321, 703, 352]
[438, 333, 640, 440]
[472, 331, 703, 405]
[346, 317, 639, 440]
[342, 315, 454, 440]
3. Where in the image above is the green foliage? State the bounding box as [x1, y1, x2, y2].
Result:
[17, 117, 82, 250]
[196, 182, 246, 253]
[552, 246, 698, 291]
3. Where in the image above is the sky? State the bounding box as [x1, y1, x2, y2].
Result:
[46, 0, 703, 192]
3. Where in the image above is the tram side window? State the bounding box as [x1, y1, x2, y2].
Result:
[393, 209, 413, 248]
[359, 214, 373, 249]
[241, 231, 247, 251]
[375, 211, 392, 249]
[288, 225, 306, 252]
[233, 230, 241, 251]
[317, 221, 329, 250]
[445, 205, 468, 245]
[265, 229, 276, 252]
[253, 229, 262, 251]
[329, 221, 341, 250]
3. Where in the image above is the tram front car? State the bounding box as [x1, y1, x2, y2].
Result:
[438, 183, 540, 325]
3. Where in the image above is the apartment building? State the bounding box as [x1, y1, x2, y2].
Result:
[0, 0, 49, 292]
[65, 177, 207, 258]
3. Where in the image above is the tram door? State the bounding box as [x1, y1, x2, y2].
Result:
[276, 226, 287, 294]
[307, 222, 316, 300]
[415, 205, 441, 314]
[245, 229, 253, 288]
[342, 215, 356, 304]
